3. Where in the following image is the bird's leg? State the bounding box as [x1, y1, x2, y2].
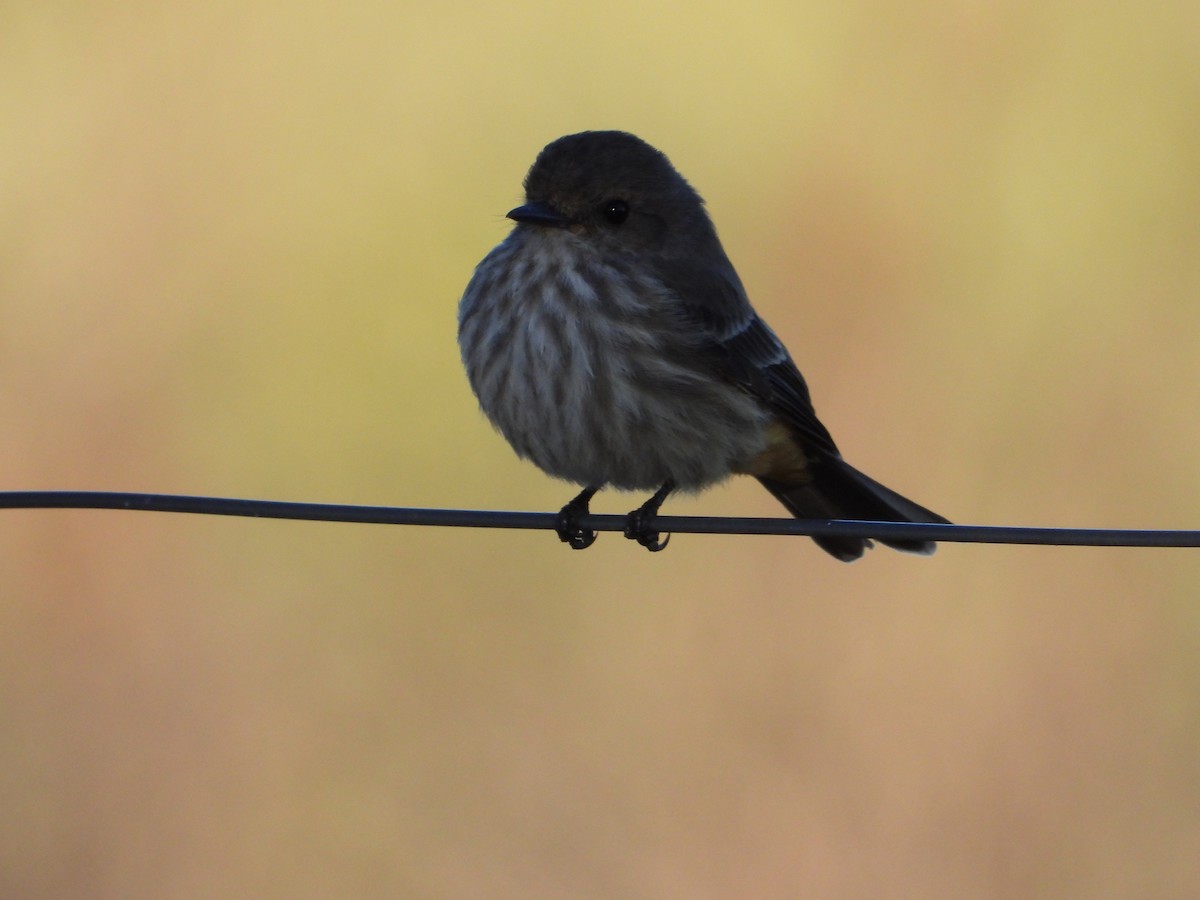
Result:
[624, 480, 675, 552]
[556, 485, 601, 549]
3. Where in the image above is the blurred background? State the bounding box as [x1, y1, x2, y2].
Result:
[2, 1, 1199, 896]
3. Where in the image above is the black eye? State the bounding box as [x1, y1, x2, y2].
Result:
[601, 199, 629, 224]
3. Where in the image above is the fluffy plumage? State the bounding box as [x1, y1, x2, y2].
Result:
[459, 131, 948, 560]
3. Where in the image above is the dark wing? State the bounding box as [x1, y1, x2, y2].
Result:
[718, 315, 840, 457]
[658, 256, 841, 458]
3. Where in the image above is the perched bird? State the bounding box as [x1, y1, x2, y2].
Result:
[458, 130, 947, 560]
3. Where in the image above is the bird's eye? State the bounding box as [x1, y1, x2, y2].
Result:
[601, 199, 629, 225]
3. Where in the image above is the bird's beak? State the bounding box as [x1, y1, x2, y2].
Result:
[507, 201, 570, 227]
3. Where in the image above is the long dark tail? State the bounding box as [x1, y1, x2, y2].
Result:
[758, 458, 949, 562]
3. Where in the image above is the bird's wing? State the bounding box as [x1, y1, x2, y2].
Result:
[661, 257, 841, 458]
[717, 315, 841, 457]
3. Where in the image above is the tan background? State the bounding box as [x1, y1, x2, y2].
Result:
[3, 2, 1200, 897]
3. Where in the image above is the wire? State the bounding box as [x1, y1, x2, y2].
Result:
[1, 490, 1197, 547]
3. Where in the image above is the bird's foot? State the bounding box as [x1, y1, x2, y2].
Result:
[624, 509, 670, 551]
[623, 481, 675, 553]
[556, 486, 599, 550]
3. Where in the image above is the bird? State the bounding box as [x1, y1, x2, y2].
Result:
[458, 130, 948, 560]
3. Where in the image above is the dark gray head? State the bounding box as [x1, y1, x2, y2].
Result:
[508, 131, 722, 257]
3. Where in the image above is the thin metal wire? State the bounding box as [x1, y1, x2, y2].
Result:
[1, 490, 1197, 547]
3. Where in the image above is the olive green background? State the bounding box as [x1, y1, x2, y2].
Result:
[3, 2, 1200, 896]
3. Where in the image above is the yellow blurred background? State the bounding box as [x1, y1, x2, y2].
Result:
[3, 2, 1199, 896]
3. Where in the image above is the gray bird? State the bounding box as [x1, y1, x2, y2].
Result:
[458, 130, 948, 560]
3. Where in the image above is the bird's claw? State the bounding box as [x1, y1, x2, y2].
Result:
[622, 480, 675, 552]
[556, 488, 598, 550]
[623, 509, 671, 552]
[556, 511, 596, 549]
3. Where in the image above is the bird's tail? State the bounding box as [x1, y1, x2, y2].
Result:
[757, 458, 949, 562]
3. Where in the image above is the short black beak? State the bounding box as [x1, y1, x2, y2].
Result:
[507, 201, 570, 227]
